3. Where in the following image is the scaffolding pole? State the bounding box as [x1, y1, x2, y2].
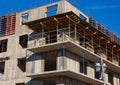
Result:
[105, 43, 108, 56]
[68, 19, 70, 37]
[75, 24, 77, 41]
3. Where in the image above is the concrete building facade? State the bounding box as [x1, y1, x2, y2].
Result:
[0, 0, 120, 85]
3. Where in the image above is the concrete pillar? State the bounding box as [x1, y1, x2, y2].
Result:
[104, 72, 108, 84]
[65, 51, 80, 72]
[34, 53, 44, 73]
[87, 62, 95, 78]
[113, 74, 120, 85]
[57, 50, 67, 70]
[75, 55, 80, 72]
[5, 59, 15, 80]
[26, 53, 45, 74]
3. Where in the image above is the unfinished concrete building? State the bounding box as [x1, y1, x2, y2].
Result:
[0, 0, 120, 85]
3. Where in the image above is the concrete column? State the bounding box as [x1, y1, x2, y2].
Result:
[34, 53, 44, 73]
[113, 74, 120, 85]
[75, 56, 80, 72]
[26, 53, 44, 74]
[87, 62, 95, 78]
[104, 72, 108, 84]
[57, 50, 67, 70]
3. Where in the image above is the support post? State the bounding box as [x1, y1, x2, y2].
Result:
[82, 51, 85, 74]
[100, 55, 106, 85]
[69, 20, 70, 37]
[83, 30, 85, 47]
[61, 44, 65, 70]
[57, 22, 59, 42]
[40, 22, 44, 38]
[112, 46, 114, 62]
[106, 43, 108, 56]
[75, 24, 77, 41]
[32, 51, 36, 73]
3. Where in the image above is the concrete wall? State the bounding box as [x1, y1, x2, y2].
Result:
[0, 0, 120, 85]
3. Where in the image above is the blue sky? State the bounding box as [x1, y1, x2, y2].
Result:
[0, 0, 120, 37]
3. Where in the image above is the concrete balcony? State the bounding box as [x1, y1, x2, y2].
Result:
[26, 70, 106, 85]
[26, 30, 120, 75]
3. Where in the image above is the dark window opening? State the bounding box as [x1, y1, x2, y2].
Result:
[80, 61, 87, 75]
[44, 52, 57, 71]
[22, 13, 29, 21]
[0, 62, 5, 76]
[43, 78, 56, 85]
[0, 39, 8, 53]
[16, 83, 25, 85]
[18, 58, 26, 72]
[108, 72, 113, 85]
[46, 5, 57, 17]
[19, 35, 28, 48]
[79, 14, 86, 21]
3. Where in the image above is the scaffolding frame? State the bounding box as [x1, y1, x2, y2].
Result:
[24, 11, 120, 66]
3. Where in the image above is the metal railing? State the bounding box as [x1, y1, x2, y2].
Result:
[27, 28, 120, 65]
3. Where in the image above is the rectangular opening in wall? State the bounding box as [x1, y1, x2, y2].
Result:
[0, 39, 8, 53]
[46, 5, 57, 17]
[22, 13, 29, 21]
[80, 61, 87, 75]
[44, 51, 57, 71]
[79, 14, 86, 21]
[108, 72, 113, 85]
[19, 34, 28, 48]
[16, 83, 25, 85]
[0, 62, 5, 76]
[18, 58, 26, 72]
[43, 78, 56, 85]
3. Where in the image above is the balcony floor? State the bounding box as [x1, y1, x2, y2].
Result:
[27, 40, 120, 74]
[27, 70, 104, 85]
